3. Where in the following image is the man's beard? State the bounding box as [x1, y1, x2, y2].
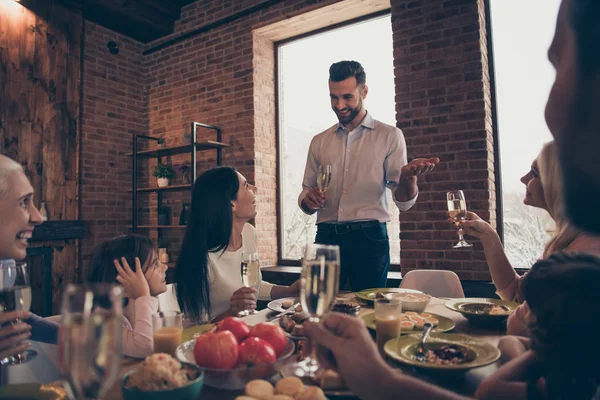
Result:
[334, 97, 363, 124]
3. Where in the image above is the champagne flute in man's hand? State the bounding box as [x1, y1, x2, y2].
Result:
[316, 165, 332, 210]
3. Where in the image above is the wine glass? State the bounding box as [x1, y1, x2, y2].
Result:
[240, 252, 260, 316]
[294, 244, 340, 378]
[0, 260, 37, 365]
[447, 190, 473, 248]
[316, 165, 332, 209]
[59, 284, 123, 400]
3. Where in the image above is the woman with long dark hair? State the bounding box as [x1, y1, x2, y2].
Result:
[175, 167, 299, 322]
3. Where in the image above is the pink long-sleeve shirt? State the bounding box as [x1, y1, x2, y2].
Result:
[122, 296, 159, 359]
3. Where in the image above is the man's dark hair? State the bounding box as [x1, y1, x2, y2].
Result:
[329, 60, 366, 86]
[559, 0, 600, 233]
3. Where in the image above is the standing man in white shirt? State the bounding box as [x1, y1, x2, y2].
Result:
[298, 60, 439, 290]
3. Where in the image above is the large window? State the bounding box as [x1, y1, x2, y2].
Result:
[490, 0, 561, 268]
[277, 15, 399, 263]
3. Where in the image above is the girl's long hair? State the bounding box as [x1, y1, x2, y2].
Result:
[522, 253, 600, 400]
[175, 166, 239, 321]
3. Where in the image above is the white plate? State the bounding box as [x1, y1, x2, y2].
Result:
[267, 297, 300, 313]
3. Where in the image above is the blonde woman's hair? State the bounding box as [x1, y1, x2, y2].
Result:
[0, 154, 23, 196]
[537, 141, 581, 258]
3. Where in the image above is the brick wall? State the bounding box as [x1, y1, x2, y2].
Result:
[78, 0, 495, 279]
[80, 22, 147, 272]
[392, 0, 494, 280]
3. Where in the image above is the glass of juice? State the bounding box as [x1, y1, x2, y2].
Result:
[374, 297, 402, 355]
[152, 311, 183, 356]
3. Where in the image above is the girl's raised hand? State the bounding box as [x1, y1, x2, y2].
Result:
[114, 257, 150, 299]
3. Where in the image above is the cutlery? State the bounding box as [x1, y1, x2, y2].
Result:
[267, 303, 300, 321]
[414, 323, 433, 362]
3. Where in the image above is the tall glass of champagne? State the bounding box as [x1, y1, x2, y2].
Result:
[59, 284, 123, 400]
[317, 165, 332, 209]
[0, 260, 36, 365]
[240, 252, 260, 316]
[295, 243, 340, 377]
[447, 190, 473, 248]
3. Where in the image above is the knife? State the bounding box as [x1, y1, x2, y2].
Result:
[268, 302, 300, 321]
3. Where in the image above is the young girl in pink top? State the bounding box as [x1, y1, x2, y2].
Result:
[87, 234, 169, 358]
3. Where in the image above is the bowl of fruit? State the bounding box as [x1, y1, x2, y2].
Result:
[175, 317, 295, 390]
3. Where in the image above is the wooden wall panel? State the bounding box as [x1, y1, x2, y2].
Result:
[0, 0, 83, 313]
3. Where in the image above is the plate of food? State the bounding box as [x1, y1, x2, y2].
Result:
[181, 323, 215, 342]
[445, 298, 519, 325]
[361, 311, 455, 334]
[268, 297, 300, 313]
[355, 288, 423, 303]
[383, 333, 500, 371]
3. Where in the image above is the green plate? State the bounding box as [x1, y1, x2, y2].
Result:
[445, 298, 520, 318]
[182, 323, 215, 342]
[384, 333, 500, 371]
[355, 288, 423, 303]
[361, 312, 455, 334]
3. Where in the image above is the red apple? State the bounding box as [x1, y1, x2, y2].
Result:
[249, 322, 288, 356]
[194, 330, 239, 369]
[217, 316, 250, 342]
[238, 337, 277, 367]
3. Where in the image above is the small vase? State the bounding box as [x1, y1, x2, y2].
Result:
[158, 248, 169, 263]
[157, 178, 169, 187]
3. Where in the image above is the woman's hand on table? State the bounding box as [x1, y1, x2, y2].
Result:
[229, 287, 257, 315]
[304, 313, 397, 400]
[0, 310, 32, 360]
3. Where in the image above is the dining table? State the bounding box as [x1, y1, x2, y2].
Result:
[1, 293, 507, 399]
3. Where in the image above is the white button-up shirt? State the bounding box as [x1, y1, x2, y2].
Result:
[298, 112, 417, 224]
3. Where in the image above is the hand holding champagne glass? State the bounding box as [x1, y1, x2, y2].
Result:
[239, 252, 260, 316]
[0, 261, 35, 365]
[316, 164, 332, 209]
[60, 284, 123, 400]
[447, 190, 473, 248]
[295, 243, 340, 378]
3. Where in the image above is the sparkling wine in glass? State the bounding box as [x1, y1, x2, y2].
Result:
[295, 244, 340, 378]
[240, 252, 260, 316]
[0, 260, 36, 365]
[59, 284, 123, 400]
[447, 190, 473, 248]
[316, 165, 332, 209]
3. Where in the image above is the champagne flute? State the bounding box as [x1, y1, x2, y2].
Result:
[59, 284, 123, 400]
[240, 252, 260, 316]
[295, 244, 340, 378]
[0, 260, 36, 365]
[316, 165, 332, 209]
[447, 190, 473, 248]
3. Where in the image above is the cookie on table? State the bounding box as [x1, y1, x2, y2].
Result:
[245, 379, 274, 399]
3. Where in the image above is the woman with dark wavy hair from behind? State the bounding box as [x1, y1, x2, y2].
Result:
[175, 167, 299, 323]
[477, 252, 600, 400]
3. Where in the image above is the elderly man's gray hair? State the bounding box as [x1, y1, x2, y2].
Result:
[0, 154, 23, 195]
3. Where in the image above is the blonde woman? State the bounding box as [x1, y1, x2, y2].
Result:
[461, 141, 600, 335]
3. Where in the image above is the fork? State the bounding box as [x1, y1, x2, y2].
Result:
[414, 323, 433, 362]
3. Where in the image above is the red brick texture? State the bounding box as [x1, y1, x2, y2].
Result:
[80, 22, 147, 273]
[391, 0, 494, 279]
[80, 0, 495, 279]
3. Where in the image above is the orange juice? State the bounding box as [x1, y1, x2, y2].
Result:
[153, 327, 182, 356]
[376, 315, 401, 353]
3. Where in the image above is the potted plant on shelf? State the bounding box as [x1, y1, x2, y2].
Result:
[157, 237, 170, 263]
[152, 163, 174, 187]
